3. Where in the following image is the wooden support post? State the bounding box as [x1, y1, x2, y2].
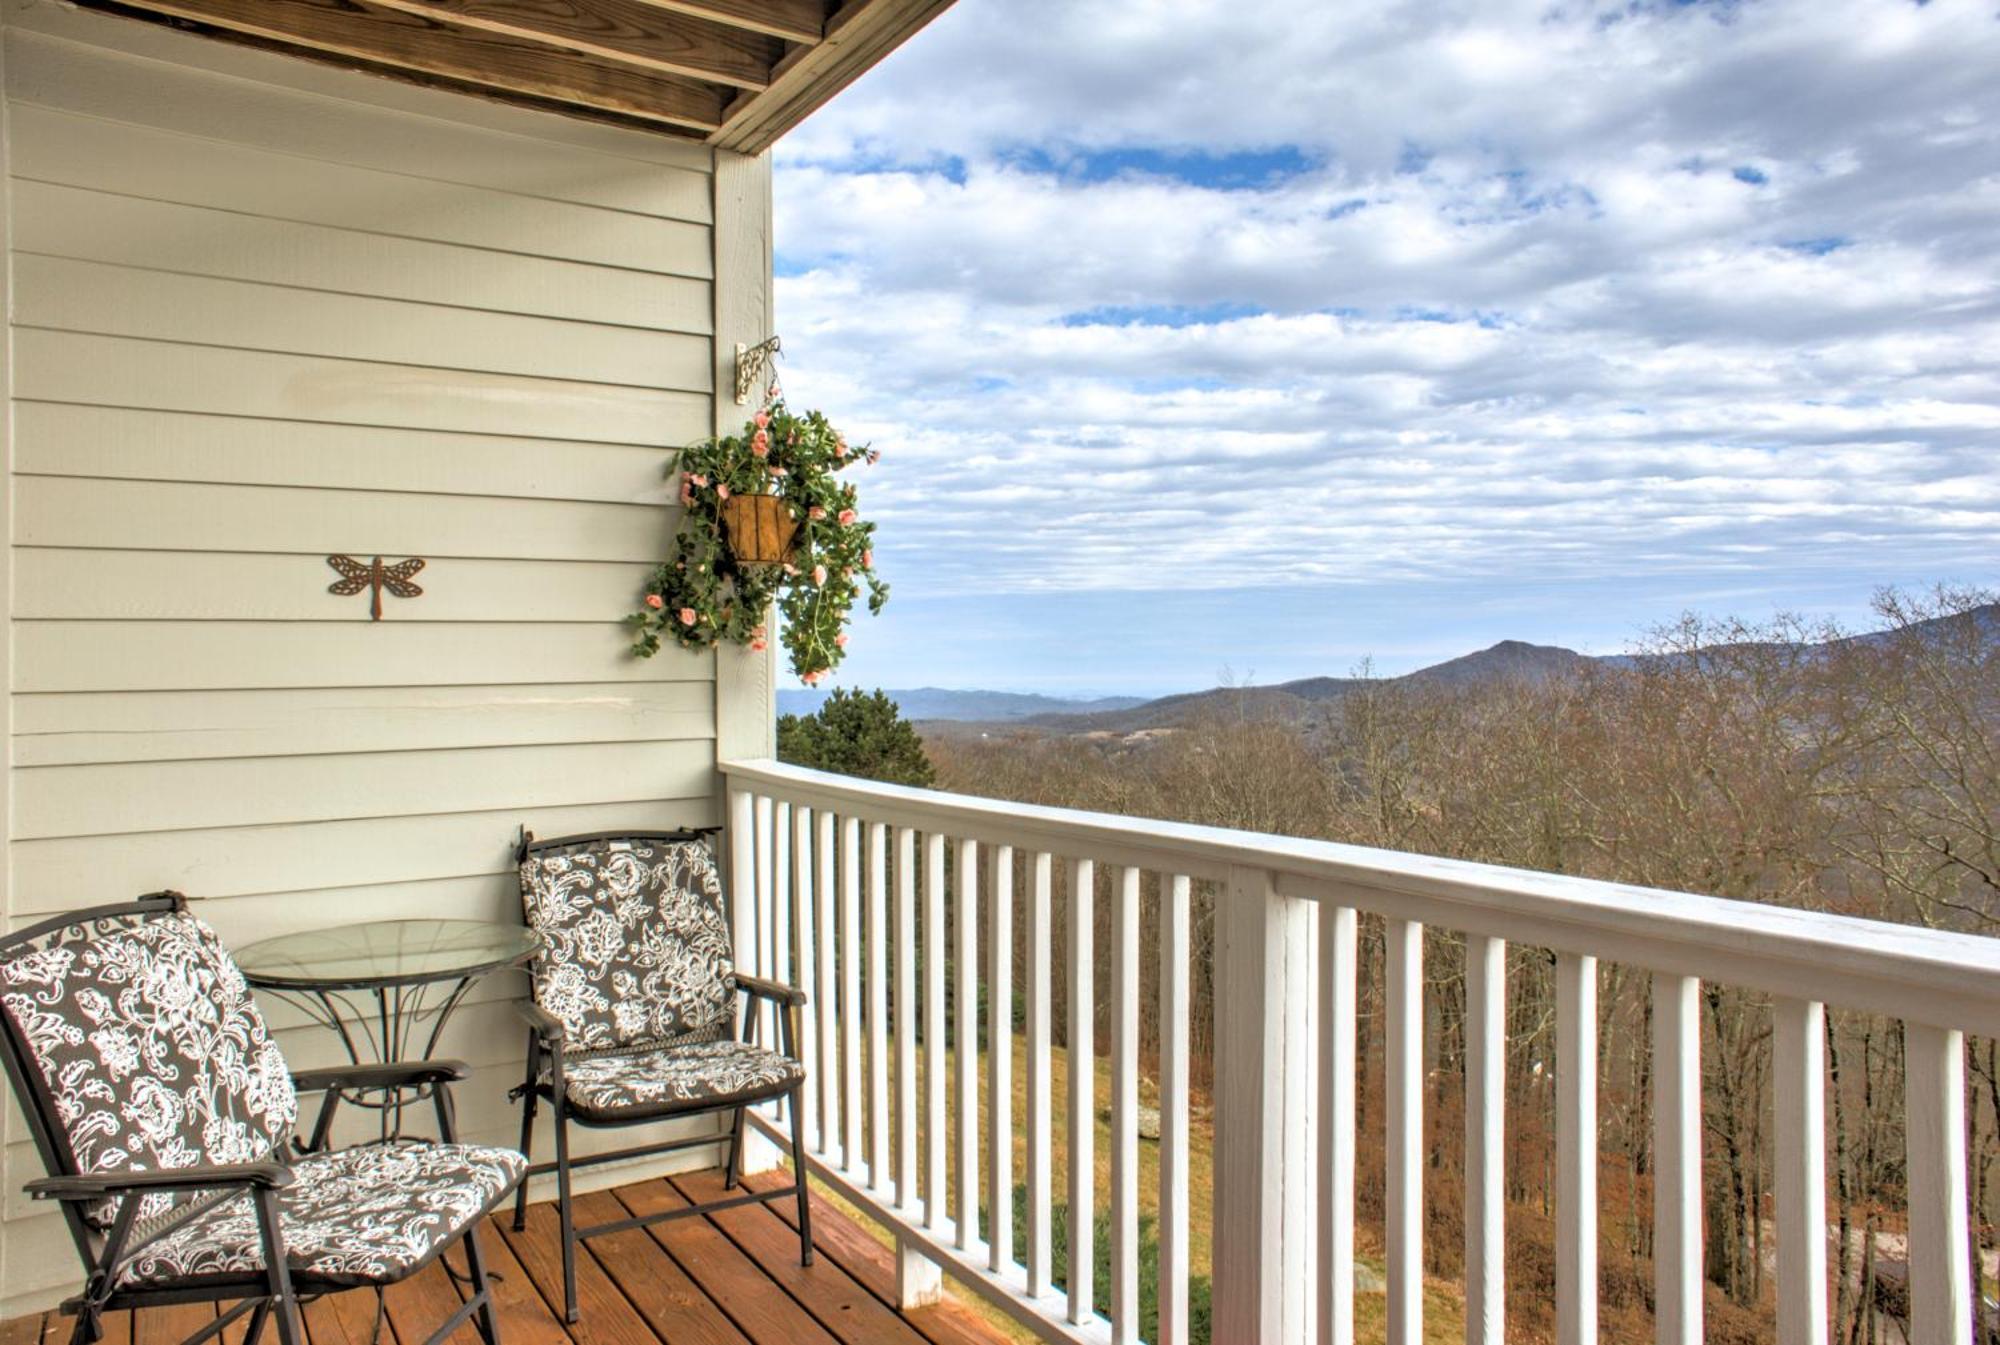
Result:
[1212, 866, 1315, 1344]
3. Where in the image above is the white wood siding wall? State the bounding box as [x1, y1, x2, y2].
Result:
[0, 6, 769, 1312]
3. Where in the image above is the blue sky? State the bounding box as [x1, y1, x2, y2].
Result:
[769, 0, 2000, 698]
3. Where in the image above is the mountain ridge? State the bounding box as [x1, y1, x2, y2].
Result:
[832, 601, 1997, 735]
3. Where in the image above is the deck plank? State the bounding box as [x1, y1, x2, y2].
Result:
[667, 1170, 933, 1345]
[1, 1178, 1011, 1345]
[742, 1171, 1002, 1345]
[572, 1191, 751, 1345]
[470, 1221, 577, 1345]
[498, 1200, 660, 1345]
[610, 1180, 842, 1345]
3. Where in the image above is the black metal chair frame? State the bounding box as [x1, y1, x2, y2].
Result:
[508, 829, 812, 1324]
[0, 894, 512, 1345]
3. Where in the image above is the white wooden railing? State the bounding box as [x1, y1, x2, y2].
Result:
[722, 758, 2000, 1345]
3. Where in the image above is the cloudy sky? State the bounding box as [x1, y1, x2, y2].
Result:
[770, 0, 2000, 697]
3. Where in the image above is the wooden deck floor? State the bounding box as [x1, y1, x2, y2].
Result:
[1, 1170, 1008, 1345]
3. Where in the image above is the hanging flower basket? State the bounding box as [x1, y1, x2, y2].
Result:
[718, 491, 798, 566]
[628, 395, 886, 684]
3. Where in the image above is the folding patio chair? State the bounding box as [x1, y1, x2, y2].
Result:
[509, 829, 810, 1323]
[0, 892, 526, 1345]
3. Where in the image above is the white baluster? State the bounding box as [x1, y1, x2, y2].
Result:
[925, 832, 948, 1235]
[793, 805, 819, 1153]
[868, 821, 891, 1191]
[1907, 1022, 1971, 1345]
[1110, 866, 1141, 1344]
[989, 845, 1015, 1274]
[816, 808, 840, 1159]
[1067, 856, 1095, 1326]
[1653, 973, 1703, 1345]
[1466, 934, 1505, 1345]
[754, 794, 775, 1052]
[1318, 903, 1357, 1345]
[771, 800, 792, 1131]
[895, 826, 918, 1208]
[1027, 851, 1055, 1300]
[1556, 952, 1596, 1345]
[1386, 918, 1423, 1345]
[1773, 997, 1827, 1345]
[1162, 875, 1195, 1345]
[842, 815, 863, 1169]
[956, 838, 980, 1249]
[897, 826, 941, 1308]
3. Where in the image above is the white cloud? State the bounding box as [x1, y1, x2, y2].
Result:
[768, 0, 2000, 653]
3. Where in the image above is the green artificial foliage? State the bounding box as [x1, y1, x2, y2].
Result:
[777, 689, 936, 788]
[629, 394, 887, 683]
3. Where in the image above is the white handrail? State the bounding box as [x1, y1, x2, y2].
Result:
[723, 756, 2000, 1345]
[723, 757, 2000, 1033]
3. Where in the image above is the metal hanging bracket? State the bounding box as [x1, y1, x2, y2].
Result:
[733, 335, 782, 405]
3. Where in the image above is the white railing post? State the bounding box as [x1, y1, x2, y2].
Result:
[1465, 934, 1506, 1345]
[1907, 1022, 1972, 1345]
[1653, 973, 1703, 1345]
[1556, 952, 1597, 1345]
[1212, 865, 1315, 1344]
[1773, 997, 1828, 1345]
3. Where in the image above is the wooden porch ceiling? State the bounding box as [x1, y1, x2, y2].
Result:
[70, 0, 956, 152]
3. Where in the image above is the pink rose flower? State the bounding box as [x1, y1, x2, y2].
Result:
[751, 625, 767, 641]
[752, 441, 769, 459]
[835, 633, 850, 648]
[645, 594, 664, 610]
[769, 382, 782, 399]
[783, 563, 798, 577]
[801, 669, 823, 686]
[863, 549, 874, 567]
[837, 508, 857, 525]
[867, 449, 882, 465]
[750, 639, 767, 652]
[689, 473, 709, 487]
[678, 607, 696, 627]
[754, 412, 769, 430]
[717, 484, 730, 500]
[812, 564, 828, 586]
[809, 505, 827, 521]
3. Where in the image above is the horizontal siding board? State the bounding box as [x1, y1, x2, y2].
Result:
[6, 27, 715, 215]
[9, 105, 713, 276]
[15, 255, 711, 391]
[8, 797, 718, 914]
[13, 681, 712, 766]
[15, 620, 705, 692]
[12, 404, 680, 505]
[15, 550, 659, 623]
[16, 182, 712, 332]
[16, 330, 713, 445]
[14, 739, 715, 839]
[16, 476, 675, 562]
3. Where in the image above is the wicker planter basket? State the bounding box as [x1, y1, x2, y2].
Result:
[718, 492, 798, 566]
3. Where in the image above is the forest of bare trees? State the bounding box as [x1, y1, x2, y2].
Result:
[918, 586, 1999, 1343]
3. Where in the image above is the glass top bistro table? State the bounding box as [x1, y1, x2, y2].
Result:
[237, 918, 539, 1135]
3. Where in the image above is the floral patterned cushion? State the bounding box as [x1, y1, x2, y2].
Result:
[554, 1040, 803, 1119]
[518, 840, 734, 1051]
[114, 1140, 526, 1290]
[0, 913, 297, 1230]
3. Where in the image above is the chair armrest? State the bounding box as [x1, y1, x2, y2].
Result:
[26, 1161, 295, 1202]
[515, 998, 567, 1042]
[290, 1059, 469, 1094]
[735, 974, 807, 1008]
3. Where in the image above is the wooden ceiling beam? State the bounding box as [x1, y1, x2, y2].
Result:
[708, 0, 953, 154]
[624, 0, 826, 46]
[93, 0, 728, 132]
[358, 0, 784, 91]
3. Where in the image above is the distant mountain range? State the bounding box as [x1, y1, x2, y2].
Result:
[808, 600, 1995, 737]
[777, 686, 1148, 722]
